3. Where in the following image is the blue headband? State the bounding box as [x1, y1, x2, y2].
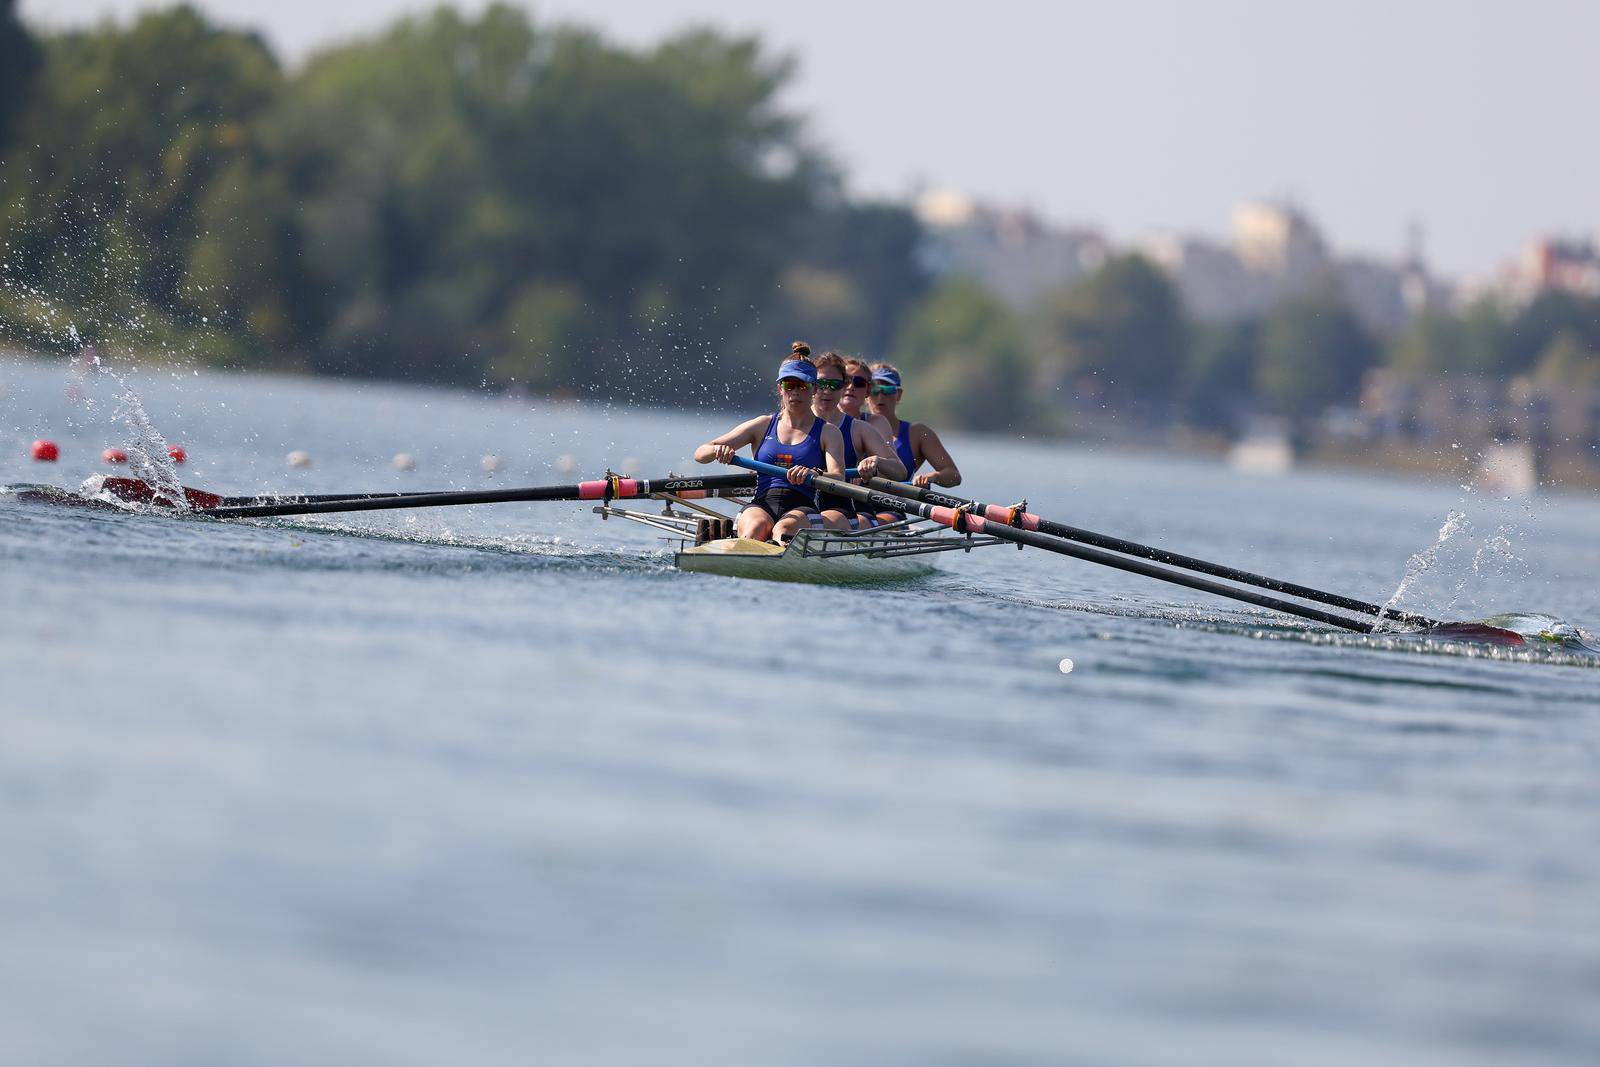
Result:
[776, 360, 817, 384]
[871, 368, 902, 389]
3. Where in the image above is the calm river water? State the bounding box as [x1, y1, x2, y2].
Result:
[2, 353, 1598, 1065]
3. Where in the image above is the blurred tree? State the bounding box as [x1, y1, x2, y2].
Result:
[890, 277, 1035, 432]
[1456, 296, 1513, 375]
[255, 5, 513, 376]
[183, 160, 300, 351]
[1531, 331, 1600, 389]
[1385, 296, 1512, 380]
[261, 6, 826, 388]
[0, 3, 907, 395]
[1256, 288, 1379, 418]
[1387, 309, 1466, 379]
[1183, 319, 1259, 429]
[1038, 254, 1187, 404]
[0, 0, 40, 151]
[0, 6, 282, 349]
[1503, 290, 1600, 375]
[791, 200, 929, 355]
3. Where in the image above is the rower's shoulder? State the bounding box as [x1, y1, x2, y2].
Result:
[853, 415, 890, 440]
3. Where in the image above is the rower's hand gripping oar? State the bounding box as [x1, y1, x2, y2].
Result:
[862, 477, 1441, 629]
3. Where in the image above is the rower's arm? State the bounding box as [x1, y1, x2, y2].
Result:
[915, 424, 961, 487]
[853, 420, 907, 481]
[694, 416, 767, 463]
[818, 423, 847, 478]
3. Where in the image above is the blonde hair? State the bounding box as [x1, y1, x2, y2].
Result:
[843, 356, 871, 378]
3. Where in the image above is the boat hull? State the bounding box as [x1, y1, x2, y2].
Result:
[675, 533, 939, 584]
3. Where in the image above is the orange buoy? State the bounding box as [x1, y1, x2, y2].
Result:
[103, 447, 128, 464]
[31, 440, 59, 462]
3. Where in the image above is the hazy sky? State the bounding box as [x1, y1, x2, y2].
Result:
[24, 0, 1600, 279]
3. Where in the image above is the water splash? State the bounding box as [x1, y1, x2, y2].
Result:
[1375, 510, 1470, 630]
[86, 351, 189, 510]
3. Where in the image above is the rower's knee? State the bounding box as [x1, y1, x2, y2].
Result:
[737, 512, 772, 540]
[772, 513, 808, 541]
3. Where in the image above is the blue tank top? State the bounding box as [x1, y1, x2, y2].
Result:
[892, 419, 919, 479]
[838, 414, 858, 471]
[754, 412, 826, 503]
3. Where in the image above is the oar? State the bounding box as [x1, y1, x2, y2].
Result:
[97, 477, 226, 510]
[204, 473, 758, 519]
[97, 466, 857, 513]
[730, 457, 1397, 634]
[864, 477, 1440, 629]
[11, 478, 420, 511]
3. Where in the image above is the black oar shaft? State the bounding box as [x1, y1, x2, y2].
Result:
[787, 467, 1375, 633]
[217, 491, 413, 507]
[206, 473, 756, 519]
[867, 478, 1436, 629]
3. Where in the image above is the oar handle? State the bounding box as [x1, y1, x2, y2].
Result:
[728, 457, 857, 482]
[730, 456, 801, 480]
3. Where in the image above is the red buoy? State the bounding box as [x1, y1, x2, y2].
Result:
[31, 439, 59, 462]
[167, 445, 187, 465]
[103, 447, 128, 464]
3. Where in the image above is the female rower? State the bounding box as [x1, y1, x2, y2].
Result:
[693, 342, 847, 543]
[810, 351, 906, 531]
[866, 362, 962, 488]
[838, 356, 874, 420]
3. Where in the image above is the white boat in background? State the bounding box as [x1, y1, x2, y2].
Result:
[1476, 441, 1538, 497]
[1228, 420, 1294, 476]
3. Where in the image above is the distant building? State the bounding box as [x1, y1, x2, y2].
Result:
[1144, 201, 1445, 333]
[1500, 236, 1600, 303]
[1336, 257, 1443, 335]
[1232, 202, 1329, 286]
[1140, 233, 1264, 319]
[919, 191, 1451, 333]
[915, 190, 1109, 308]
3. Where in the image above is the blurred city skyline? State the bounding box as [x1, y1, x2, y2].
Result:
[23, 0, 1600, 279]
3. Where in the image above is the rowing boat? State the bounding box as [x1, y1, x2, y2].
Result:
[592, 485, 1007, 584]
[2, 468, 1550, 647]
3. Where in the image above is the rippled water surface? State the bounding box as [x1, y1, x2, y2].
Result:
[3, 354, 1598, 1065]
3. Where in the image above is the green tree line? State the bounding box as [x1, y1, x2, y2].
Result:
[3, 2, 1595, 431]
[892, 262, 1600, 435]
[0, 3, 926, 404]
